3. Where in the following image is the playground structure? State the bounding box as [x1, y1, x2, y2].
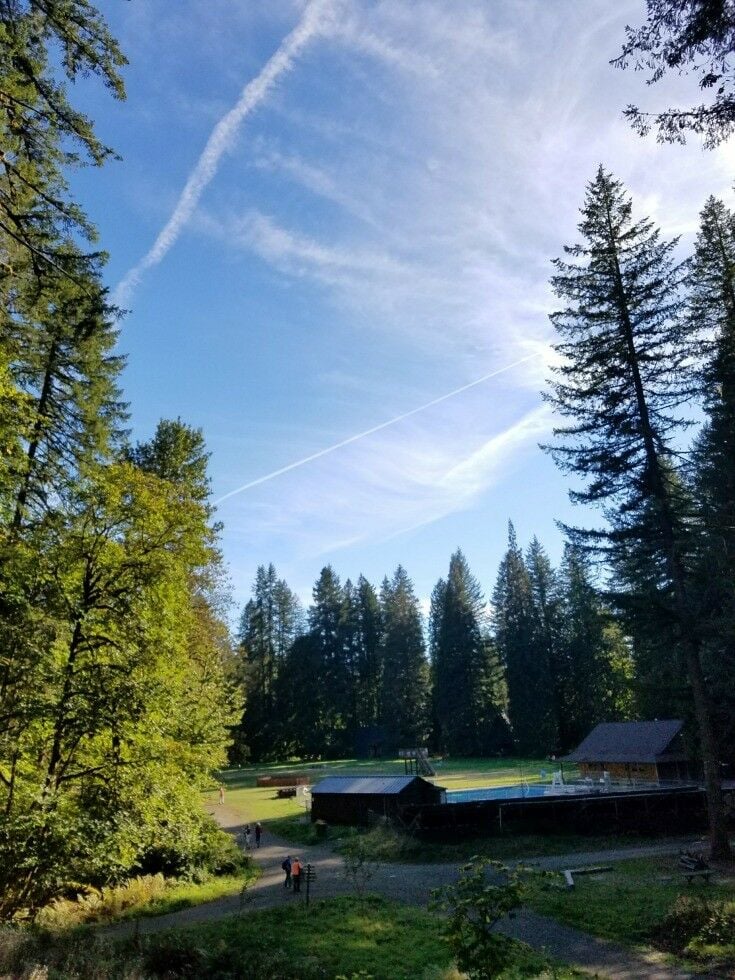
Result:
[398, 748, 436, 777]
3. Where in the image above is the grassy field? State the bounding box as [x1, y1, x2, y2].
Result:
[4, 897, 581, 979]
[528, 854, 735, 970]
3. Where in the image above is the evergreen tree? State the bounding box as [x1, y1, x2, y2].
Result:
[560, 545, 634, 746]
[526, 537, 564, 751]
[353, 575, 383, 729]
[614, 0, 735, 148]
[379, 566, 430, 748]
[689, 196, 735, 759]
[235, 564, 302, 761]
[546, 167, 730, 857]
[493, 524, 552, 755]
[433, 550, 507, 755]
[310, 565, 350, 756]
[0, 0, 126, 280]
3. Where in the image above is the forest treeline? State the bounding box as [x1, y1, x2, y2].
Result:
[232, 535, 634, 763]
[0, 2, 238, 918]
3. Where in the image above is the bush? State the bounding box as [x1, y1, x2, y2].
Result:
[655, 894, 735, 960]
[36, 875, 168, 929]
[136, 815, 246, 881]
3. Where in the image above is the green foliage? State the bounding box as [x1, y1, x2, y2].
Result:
[614, 0, 735, 148]
[233, 563, 304, 762]
[432, 551, 509, 756]
[431, 859, 536, 979]
[380, 566, 431, 747]
[341, 833, 380, 896]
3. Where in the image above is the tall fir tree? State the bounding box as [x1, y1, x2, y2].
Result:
[433, 550, 507, 755]
[526, 538, 564, 751]
[235, 564, 302, 761]
[689, 196, 735, 760]
[353, 575, 383, 729]
[546, 166, 730, 858]
[379, 566, 430, 748]
[310, 565, 351, 756]
[493, 524, 553, 755]
[559, 544, 634, 747]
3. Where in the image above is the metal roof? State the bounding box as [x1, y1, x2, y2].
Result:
[310, 775, 428, 795]
[563, 720, 686, 764]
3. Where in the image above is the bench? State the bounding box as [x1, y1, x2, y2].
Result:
[277, 787, 297, 799]
[679, 851, 713, 884]
[562, 866, 612, 889]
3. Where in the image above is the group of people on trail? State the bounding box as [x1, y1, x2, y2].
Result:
[281, 855, 304, 893]
[242, 822, 262, 850]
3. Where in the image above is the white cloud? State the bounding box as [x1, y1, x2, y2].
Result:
[113, 0, 336, 306]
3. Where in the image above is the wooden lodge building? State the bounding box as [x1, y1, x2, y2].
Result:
[563, 719, 692, 783]
[310, 775, 445, 825]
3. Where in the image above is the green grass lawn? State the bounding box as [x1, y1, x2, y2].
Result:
[3, 897, 582, 979]
[528, 854, 735, 969]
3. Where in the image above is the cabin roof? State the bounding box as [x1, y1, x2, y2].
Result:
[563, 720, 686, 764]
[311, 775, 434, 795]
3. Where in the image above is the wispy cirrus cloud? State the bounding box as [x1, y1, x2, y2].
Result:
[113, 0, 336, 306]
[221, 400, 553, 560]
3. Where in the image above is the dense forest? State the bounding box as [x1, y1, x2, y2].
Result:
[231, 536, 633, 763]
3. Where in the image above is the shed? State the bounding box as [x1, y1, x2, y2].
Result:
[563, 720, 691, 783]
[310, 775, 445, 825]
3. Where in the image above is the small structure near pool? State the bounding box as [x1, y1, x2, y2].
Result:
[310, 775, 445, 826]
[562, 719, 692, 783]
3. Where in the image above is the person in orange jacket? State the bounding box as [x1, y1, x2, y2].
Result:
[291, 856, 302, 893]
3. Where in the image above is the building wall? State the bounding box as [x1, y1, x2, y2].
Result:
[579, 762, 659, 782]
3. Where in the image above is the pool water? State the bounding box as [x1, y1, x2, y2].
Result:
[446, 785, 549, 803]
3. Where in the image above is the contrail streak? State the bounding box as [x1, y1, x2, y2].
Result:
[113, 0, 333, 306]
[215, 352, 544, 505]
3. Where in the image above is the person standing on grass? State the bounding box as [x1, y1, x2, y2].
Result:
[218, 784, 225, 805]
[291, 856, 302, 893]
[255, 822, 262, 848]
[282, 855, 292, 888]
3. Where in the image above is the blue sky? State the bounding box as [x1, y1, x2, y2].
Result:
[70, 0, 735, 611]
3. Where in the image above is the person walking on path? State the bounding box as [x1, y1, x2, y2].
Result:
[282, 856, 292, 889]
[255, 822, 262, 848]
[291, 857, 302, 894]
[244, 825, 252, 851]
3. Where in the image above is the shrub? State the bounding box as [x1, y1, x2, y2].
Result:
[655, 894, 735, 961]
[431, 859, 535, 980]
[135, 814, 246, 880]
[36, 875, 168, 929]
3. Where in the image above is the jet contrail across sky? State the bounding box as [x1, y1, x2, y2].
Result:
[215, 351, 545, 505]
[112, 0, 333, 307]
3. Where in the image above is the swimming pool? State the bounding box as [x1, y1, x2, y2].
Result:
[446, 785, 549, 803]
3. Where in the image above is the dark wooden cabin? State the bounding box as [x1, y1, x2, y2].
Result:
[563, 720, 692, 783]
[310, 775, 445, 825]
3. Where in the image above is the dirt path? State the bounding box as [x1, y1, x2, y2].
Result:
[103, 808, 700, 979]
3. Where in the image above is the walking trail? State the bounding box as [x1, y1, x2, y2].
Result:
[104, 804, 705, 979]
